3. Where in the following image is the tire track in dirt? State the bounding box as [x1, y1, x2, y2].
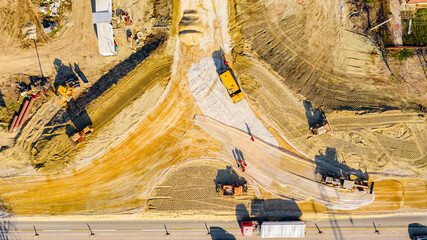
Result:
[195, 115, 375, 210]
[233, 0, 420, 110]
[233, 52, 427, 175]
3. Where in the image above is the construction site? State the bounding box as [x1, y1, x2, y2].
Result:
[0, 0, 426, 232]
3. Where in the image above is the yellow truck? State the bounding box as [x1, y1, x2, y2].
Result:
[219, 70, 244, 103]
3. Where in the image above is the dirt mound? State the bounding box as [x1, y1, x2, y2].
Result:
[0, 0, 49, 48]
[148, 159, 254, 214]
[178, 10, 204, 46]
[230, 0, 421, 110]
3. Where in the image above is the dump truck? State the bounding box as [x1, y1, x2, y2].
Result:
[217, 183, 247, 196]
[68, 125, 93, 147]
[310, 107, 332, 136]
[241, 221, 306, 238]
[219, 70, 245, 103]
[321, 174, 374, 194]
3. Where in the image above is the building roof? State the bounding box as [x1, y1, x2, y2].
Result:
[406, 0, 427, 4]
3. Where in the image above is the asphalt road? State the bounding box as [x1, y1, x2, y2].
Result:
[1, 214, 426, 240]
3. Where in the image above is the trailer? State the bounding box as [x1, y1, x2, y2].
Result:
[321, 174, 374, 194]
[241, 221, 306, 238]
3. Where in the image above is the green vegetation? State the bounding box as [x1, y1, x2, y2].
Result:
[48, 29, 59, 38]
[390, 48, 413, 61]
[402, 9, 427, 46]
[7, 101, 21, 113]
[389, 75, 399, 82]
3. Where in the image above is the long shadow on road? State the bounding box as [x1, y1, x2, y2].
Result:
[210, 226, 236, 240]
[408, 223, 427, 239]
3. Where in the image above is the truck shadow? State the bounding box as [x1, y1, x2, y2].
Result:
[212, 49, 242, 89]
[53, 58, 78, 94]
[209, 226, 236, 240]
[212, 48, 227, 75]
[236, 199, 302, 226]
[314, 147, 369, 180]
[303, 100, 325, 129]
[65, 109, 92, 137]
[408, 223, 427, 239]
[214, 166, 246, 189]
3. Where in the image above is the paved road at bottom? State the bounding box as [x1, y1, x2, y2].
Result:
[1, 214, 426, 240]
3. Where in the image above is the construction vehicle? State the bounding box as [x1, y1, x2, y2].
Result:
[310, 107, 332, 136]
[56, 80, 79, 106]
[68, 125, 93, 147]
[321, 174, 374, 194]
[219, 69, 245, 103]
[217, 182, 248, 196]
[241, 221, 306, 238]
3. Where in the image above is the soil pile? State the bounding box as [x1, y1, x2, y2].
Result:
[178, 10, 204, 46]
[231, 0, 422, 110]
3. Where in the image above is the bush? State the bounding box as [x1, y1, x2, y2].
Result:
[402, 9, 427, 46]
[390, 48, 413, 61]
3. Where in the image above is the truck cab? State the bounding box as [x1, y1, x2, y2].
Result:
[241, 221, 253, 236]
[219, 70, 245, 103]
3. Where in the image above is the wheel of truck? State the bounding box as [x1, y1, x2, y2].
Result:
[243, 184, 248, 193]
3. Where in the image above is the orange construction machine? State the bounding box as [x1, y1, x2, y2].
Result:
[68, 125, 93, 147]
[217, 183, 248, 196]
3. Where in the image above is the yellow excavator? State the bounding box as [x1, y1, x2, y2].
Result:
[56, 80, 80, 106]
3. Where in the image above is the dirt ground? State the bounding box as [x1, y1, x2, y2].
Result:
[148, 159, 256, 216]
[0, 0, 426, 219]
[228, 0, 427, 176]
[229, 0, 426, 110]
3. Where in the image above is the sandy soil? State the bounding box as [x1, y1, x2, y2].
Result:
[149, 159, 256, 216]
[231, 56, 427, 176]
[195, 115, 375, 210]
[0, 0, 426, 218]
[188, 57, 278, 145]
[229, 0, 425, 110]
